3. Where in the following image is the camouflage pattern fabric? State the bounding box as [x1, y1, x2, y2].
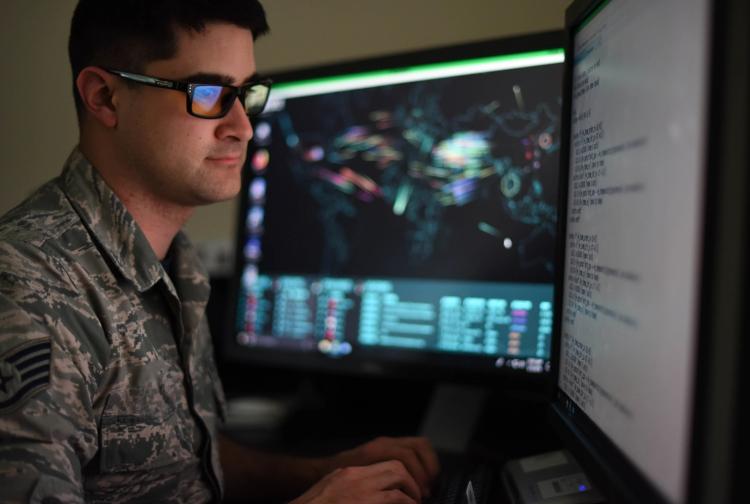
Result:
[0, 148, 226, 503]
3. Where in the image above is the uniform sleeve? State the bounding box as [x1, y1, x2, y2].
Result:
[0, 241, 103, 504]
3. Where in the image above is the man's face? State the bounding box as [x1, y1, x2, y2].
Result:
[113, 22, 257, 207]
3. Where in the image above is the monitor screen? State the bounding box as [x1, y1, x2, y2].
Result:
[228, 33, 564, 379]
[554, 0, 710, 502]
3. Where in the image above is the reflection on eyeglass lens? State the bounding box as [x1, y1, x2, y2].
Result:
[193, 86, 223, 113]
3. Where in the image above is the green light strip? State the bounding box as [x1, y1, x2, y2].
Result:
[269, 49, 564, 100]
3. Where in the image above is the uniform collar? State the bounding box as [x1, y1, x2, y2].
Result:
[169, 231, 212, 333]
[60, 148, 208, 297]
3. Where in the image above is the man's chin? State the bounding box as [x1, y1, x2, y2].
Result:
[193, 188, 242, 206]
[191, 165, 244, 204]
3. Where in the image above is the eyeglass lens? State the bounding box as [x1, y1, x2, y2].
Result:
[243, 85, 270, 117]
[191, 85, 235, 117]
[191, 84, 269, 118]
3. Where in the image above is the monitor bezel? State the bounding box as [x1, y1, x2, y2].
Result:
[549, 0, 748, 503]
[222, 30, 565, 387]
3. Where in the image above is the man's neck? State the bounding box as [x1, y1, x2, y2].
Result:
[79, 141, 193, 261]
[117, 190, 193, 261]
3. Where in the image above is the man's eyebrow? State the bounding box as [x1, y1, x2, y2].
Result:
[181, 72, 259, 86]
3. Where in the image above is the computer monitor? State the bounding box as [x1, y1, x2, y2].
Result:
[225, 32, 565, 383]
[550, 0, 748, 503]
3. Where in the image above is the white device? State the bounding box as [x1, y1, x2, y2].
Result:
[501, 450, 604, 504]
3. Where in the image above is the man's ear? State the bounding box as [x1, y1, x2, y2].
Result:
[75, 67, 120, 128]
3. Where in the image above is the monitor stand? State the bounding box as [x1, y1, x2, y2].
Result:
[419, 382, 489, 454]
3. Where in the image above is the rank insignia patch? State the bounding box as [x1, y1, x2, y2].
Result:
[0, 339, 51, 414]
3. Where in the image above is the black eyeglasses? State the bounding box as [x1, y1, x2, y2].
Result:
[105, 69, 272, 119]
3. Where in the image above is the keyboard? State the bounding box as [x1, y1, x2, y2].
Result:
[426, 462, 496, 504]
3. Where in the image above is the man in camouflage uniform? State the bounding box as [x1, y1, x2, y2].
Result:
[0, 1, 438, 503]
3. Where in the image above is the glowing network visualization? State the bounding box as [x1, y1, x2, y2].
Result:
[251, 62, 561, 284]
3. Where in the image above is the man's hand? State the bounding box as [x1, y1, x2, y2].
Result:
[218, 434, 440, 502]
[321, 436, 440, 499]
[290, 460, 422, 504]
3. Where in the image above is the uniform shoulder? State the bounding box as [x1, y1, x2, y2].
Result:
[0, 177, 79, 249]
[0, 178, 84, 308]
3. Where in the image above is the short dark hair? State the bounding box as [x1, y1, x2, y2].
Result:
[68, 0, 270, 120]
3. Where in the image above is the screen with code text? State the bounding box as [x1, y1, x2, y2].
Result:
[558, 0, 710, 501]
